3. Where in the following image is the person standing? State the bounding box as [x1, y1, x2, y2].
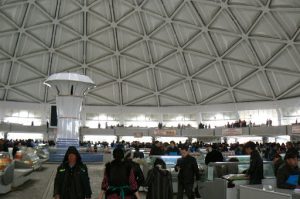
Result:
[53, 146, 92, 199]
[244, 141, 264, 184]
[144, 158, 173, 199]
[98, 148, 140, 199]
[175, 146, 200, 199]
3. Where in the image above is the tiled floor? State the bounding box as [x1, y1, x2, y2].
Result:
[0, 163, 149, 199]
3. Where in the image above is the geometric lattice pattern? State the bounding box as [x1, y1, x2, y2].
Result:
[0, 0, 300, 106]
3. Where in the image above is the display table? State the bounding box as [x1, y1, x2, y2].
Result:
[240, 185, 300, 199]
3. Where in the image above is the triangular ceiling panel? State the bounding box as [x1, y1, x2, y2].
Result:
[141, 0, 165, 16]
[250, 13, 286, 40]
[9, 62, 42, 84]
[173, 23, 200, 46]
[141, 12, 165, 34]
[161, 0, 184, 16]
[195, 62, 227, 86]
[130, 96, 157, 106]
[210, 11, 240, 33]
[155, 68, 183, 90]
[267, 46, 300, 73]
[223, 61, 256, 85]
[0, 3, 27, 26]
[17, 34, 47, 57]
[151, 24, 177, 46]
[193, 2, 220, 25]
[160, 96, 186, 106]
[272, 11, 300, 38]
[84, 95, 111, 106]
[117, 29, 142, 50]
[185, 32, 215, 56]
[0, 15, 18, 33]
[35, 0, 57, 18]
[86, 41, 112, 63]
[281, 84, 300, 99]
[236, 72, 273, 97]
[229, 7, 261, 33]
[14, 80, 46, 101]
[0, 33, 18, 56]
[91, 83, 119, 104]
[54, 26, 81, 48]
[89, 28, 115, 50]
[27, 24, 53, 47]
[149, 41, 176, 63]
[266, 71, 300, 96]
[173, 3, 199, 26]
[89, 0, 111, 21]
[87, 13, 110, 35]
[224, 40, 257, 65]
[125, 69, 155, 91]
[250, 38, 284, 64]
[120, 56, 146, 77]
[157, 53, 186, 75]
[270, 0, 300, 8]
[25, 4, 52, 28]
[19, 53, 49, 74]
[90, 56, 118, 78]
[51, 54, 79, 74]
[86, 70, 113, 86]
[113, 0, 135, 22]
[234, 91, 266, 102]
[184, 53, 214, 75]
[59, 0, 82, 18]
[193, 81, 225, 103]
[60, 12, 83, 35]
[118, 13, 144, 35]
[210, 32, 241, 55]
[57, 41, 83, 63]
[6, 90, 35, 103]
[123, 41, 150, 63]
[228, 0, 262, 6]
[0, 62, 11, 83]
[205, 91, 233, 105]
[163, 81, 193, 103]
[122, 83, 151, 104]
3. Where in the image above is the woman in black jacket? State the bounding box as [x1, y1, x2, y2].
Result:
[144, 158, 173, 199]
[53, 146, 92, 199]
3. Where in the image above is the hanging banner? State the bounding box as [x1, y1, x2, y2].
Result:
[133, 132, 143, 138]
[292, 125, 300, 134]
[154, 129, 177, 136]
[222, 128, 243, 136]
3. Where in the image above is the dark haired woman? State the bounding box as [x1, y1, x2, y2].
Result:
[98, 148, 140, 199]
[53, 146, 92, 199]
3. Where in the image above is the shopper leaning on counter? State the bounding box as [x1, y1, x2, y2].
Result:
[277, 153, 300, 189]
[244, 141, 264, 185]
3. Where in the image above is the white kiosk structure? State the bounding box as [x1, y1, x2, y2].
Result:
[44, 73, 95, 148]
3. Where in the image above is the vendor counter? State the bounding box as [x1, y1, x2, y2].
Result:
[240, 185, 300, 199]
[200, 161, 276, 199]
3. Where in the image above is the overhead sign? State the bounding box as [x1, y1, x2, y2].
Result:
[133, 132, 143, 138]
[154, 129, 177, 136]
[292, 125, 300, 134]
[222, 128, 243, 136]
